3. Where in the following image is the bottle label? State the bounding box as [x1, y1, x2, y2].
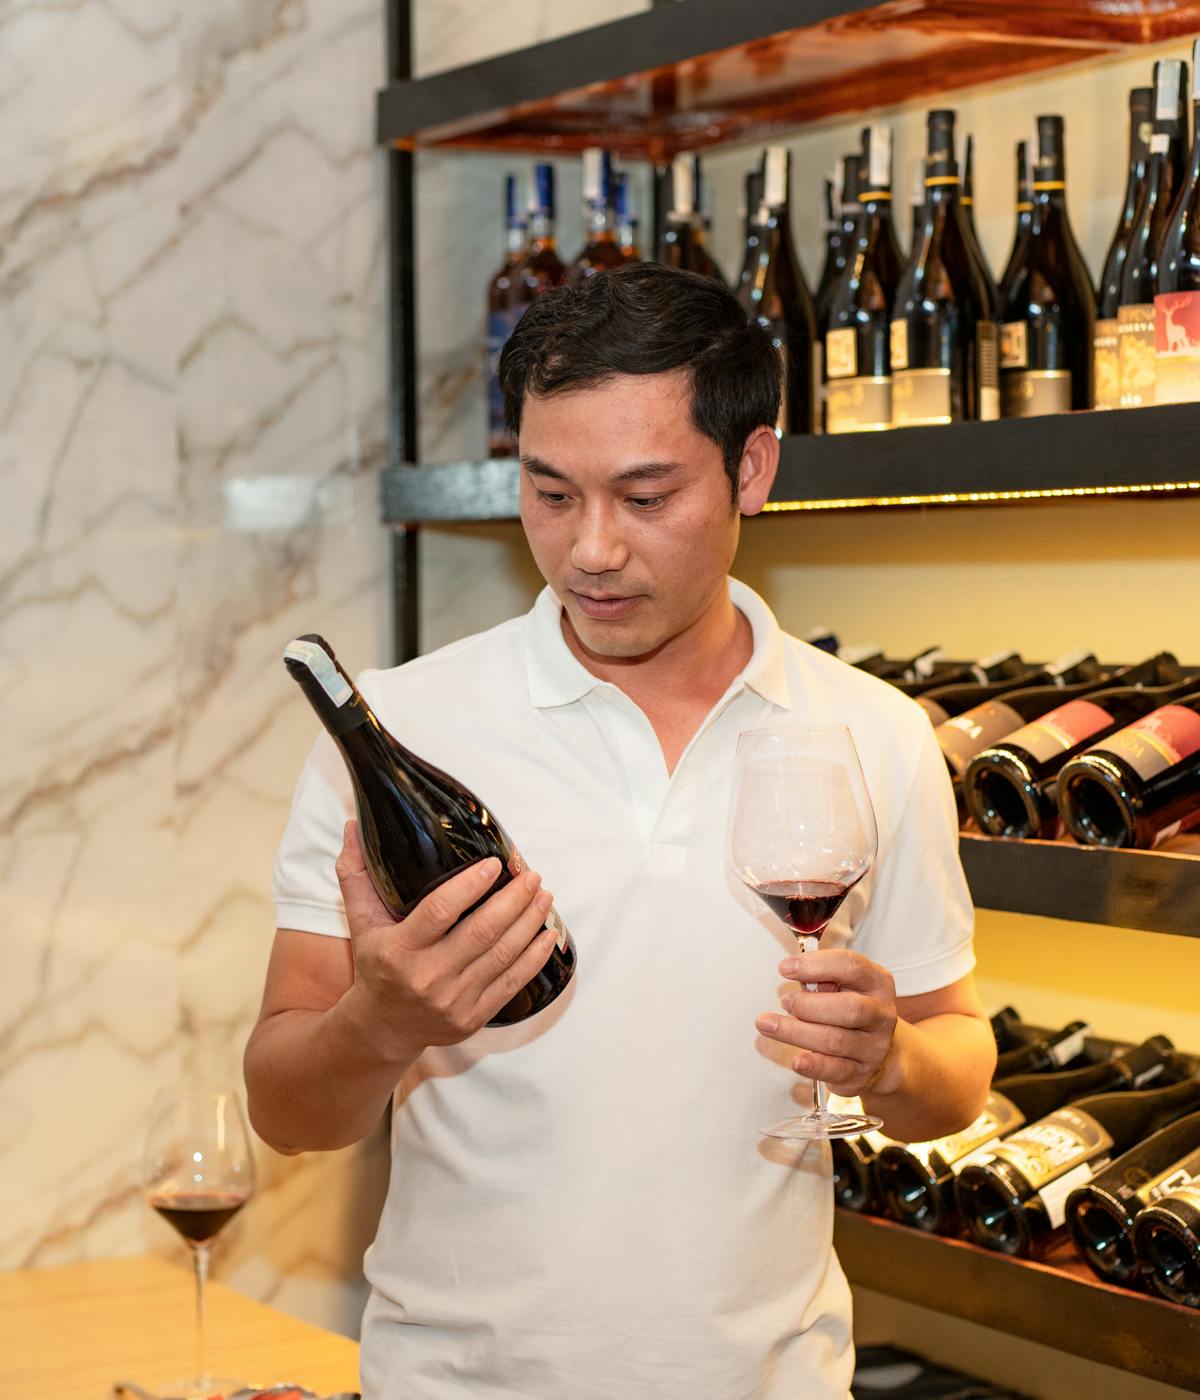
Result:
[508, 845, 570, 954]
[1040, 1159, 1109, 1229]
[1003, 699, 1115, 763]
[1048, 1024, 1090, 1067]
[977, 322, 1000, 421]
[906, 1092, 1025, 1171]
[1000, 321, 1028, 369]
[1097, 704, 1200, 782]
[1002, 370, 1072, 418]
[891, 368, 952, 427]
[889, 319, 909, 371]
[1118, 302, 1157, 407]
[988, 1107, 1113, 1194]
[1134, 1146, 1200, 1207]
[1155, 292, 1200, 404]
[1094, 318, 1121, 411]
[1149, 1182, 1200, 1213]
[826, 377, 891, 433]
[826, 328, 857, 379]
[487, 305, 526, 448]
[283, 640, 352, 707]
[937, 700, 1024, 779]
[918, 695, 951, 726]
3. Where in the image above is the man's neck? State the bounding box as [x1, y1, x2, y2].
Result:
[560, 587, 754, 719]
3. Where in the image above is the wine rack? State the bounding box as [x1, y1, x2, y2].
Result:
[833, 1211, 1200, 1389]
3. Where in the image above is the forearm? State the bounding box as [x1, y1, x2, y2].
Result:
[244, 987, 422, 1154]
[862, 1011, 996, 1143]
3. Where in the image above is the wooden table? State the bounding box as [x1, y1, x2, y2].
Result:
[0, 1255, 360, 1399]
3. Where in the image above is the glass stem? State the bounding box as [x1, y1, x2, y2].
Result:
[191, 1242, 211, 1383]
[797, 933, 829, 1118]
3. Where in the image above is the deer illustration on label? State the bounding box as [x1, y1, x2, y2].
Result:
[1155, 292, 1200, 403]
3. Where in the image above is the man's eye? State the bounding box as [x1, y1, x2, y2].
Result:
[629, 495, 666, 509]
[537, 491, 570, 506]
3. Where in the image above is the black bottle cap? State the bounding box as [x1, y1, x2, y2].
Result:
[1034, 115, 1066, 187]
[925, 109, 958, 185]
[1115, 1034, 1176, 1087]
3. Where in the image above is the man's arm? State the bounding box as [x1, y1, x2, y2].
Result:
[244, 821, 560, 1155]
[756, 956, 995, 1143]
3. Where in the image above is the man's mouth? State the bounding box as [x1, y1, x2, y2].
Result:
[570, 591, 642, 620]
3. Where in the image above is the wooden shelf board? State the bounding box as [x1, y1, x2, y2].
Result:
[835, 1210, 1200, 1388]
[377, 0, 1200, 156]
[381, 403, 1200, 524]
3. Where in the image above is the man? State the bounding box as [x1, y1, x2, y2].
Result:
[246, 265, 995, 1399]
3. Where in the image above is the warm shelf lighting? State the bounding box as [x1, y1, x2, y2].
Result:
[761, 481, 1200, 512]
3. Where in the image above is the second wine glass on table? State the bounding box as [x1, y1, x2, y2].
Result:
[729, 724, 880, 1140]
[142, 1085, 256, 1400]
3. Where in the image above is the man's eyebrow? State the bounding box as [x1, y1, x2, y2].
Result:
[520, 455, 684, 485]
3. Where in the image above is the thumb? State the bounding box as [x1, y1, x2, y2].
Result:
[334, 819, 397, 936]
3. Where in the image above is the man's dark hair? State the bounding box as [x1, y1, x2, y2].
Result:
[498, 264, 781, 500]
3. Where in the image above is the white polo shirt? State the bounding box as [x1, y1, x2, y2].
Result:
[273, 578, 975, 1400]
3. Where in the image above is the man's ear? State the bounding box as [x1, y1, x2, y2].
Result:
[736, 426, 780, 516]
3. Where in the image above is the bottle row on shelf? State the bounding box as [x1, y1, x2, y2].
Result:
[834, 1009, 1200, 1309]
[823, 635, 1200, 849]
[484, 39, 1200, 450]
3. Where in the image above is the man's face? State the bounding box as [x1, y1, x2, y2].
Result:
[518, 370, 744, 662]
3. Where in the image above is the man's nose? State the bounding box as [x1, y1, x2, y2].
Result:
[570, 504, 630, 575]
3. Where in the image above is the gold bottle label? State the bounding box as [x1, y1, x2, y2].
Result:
[1002, 370, 1072, 418]
[826, 327, 858, 380]
[826, 377, 891, 433]
[1000, 321, 1028, 369]
[891, 368, 951, 427]
[1118, 302, 1156, 407]
[1093, 317, 1121, 410]
[890, 319, 909, 370]
[1155, 291, 1200, 404]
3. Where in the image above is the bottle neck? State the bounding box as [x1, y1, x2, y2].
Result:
[528, 212, 557, 250]
[585, 203, 618, 242]
[505, 221, 526, 258]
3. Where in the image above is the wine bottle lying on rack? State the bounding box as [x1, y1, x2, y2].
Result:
[283, 635, 577, 1025]
[961, 653, 1189, 839]
[1066, 1110, 1200, 1286]
[995, 1019, 1091, 1079]
[956, 1055, 1200, 1258]
[1133, 1177, 1200, 1307]
[1057, 691, 1200, 849]
[917, 653, 1086, 728]
[874, 1025, 1167, 1240]
[891, 650, 1026, 700]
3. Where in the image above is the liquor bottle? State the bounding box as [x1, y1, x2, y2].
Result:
[815, 169, 847, 334]
[1119, 59, 1189, 408]
[920, 647, 1100, 726]
[933, 647, 1107, 795]
[840, 152, 862, 257]
[990, 1005, 1027, 1053]
[511, 163, 567, 308]
[1000, 115, 1096, 415]
[999, 141, 1033, 307]
[1057, 691, 1200, 848]
[738, 145, 819, 436]
[961, 131, 999, 307]
[736, 165, 766, 294]
[890, 109, 999, 426]
[831, 1128, 892, 1213]
[825, 125, 904, 435]
[659, 153, 724, 283]
[876, 1035, 1171, 1236]
[615, 172, 641, 263]
[486, 174, 527, 457]
[956, 1063, 1200, 1258]
[568, 148, 624, 283]
[1156, 40, 1200, 404]
[892, 648, 1027, 700]
[962, 655, 1190, 840]
[994, 1019, 1091, 1079]
[907, 156, 924, 253]
[1066, 1111, 1200, 1285]
[282, 635, 577, 1024]
[1095, 88, 1154, 410]
[1132, 1176, 1200, 1306]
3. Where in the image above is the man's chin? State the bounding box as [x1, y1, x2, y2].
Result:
[564, 607, 662, 661]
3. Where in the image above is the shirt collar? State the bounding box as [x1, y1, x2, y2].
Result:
[522, 578, 792, 711]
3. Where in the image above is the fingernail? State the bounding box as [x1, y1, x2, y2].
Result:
[481, 857, 501, 879]
[782, 993, 796, 1014]
[756, 1013, 779, 1034]
[781, 960, 800, 976]
[524, 869, 541, 892]
[538, 889, 553, 909]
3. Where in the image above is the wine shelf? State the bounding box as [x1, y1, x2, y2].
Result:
[380, 403, 1200, 523]
[376, 0, 1200, 157]
[834, 1211, 1200, 1388]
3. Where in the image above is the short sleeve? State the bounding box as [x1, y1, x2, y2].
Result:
[849, 716, 976, 997]
[272, 728, 355, 938]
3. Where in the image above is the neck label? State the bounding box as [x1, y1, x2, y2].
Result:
[284, 640, 352, 707]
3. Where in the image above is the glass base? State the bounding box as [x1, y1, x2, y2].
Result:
[760, 1109, 883, 1141]
[121, 1373, 249, 1400]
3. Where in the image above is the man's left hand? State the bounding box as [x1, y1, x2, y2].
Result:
[755, 948, 899, 1098]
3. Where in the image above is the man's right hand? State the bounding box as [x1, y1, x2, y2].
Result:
[334, 819, 559, 1061]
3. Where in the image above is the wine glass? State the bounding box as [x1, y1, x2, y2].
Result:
[729, 724, 880, 1140]
[142, 1086, 256, 1399]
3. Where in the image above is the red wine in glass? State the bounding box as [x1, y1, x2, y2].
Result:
[149, 1189, 251, 1245]
[749, 879, 858, 936]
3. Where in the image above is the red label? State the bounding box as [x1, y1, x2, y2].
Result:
[1007, 700, 1113, 763]
[1104, 704, 1200, 782]
[1155, 292, 1200, 356]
